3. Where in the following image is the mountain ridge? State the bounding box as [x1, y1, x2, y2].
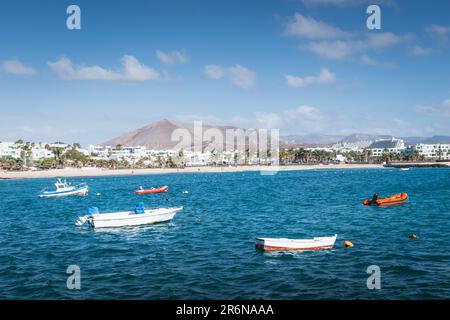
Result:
[103, 119, 450, 149]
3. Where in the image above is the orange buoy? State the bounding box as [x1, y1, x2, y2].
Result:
[344, 240, 354, 248]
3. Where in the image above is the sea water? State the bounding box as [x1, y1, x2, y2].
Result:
[0, 168, 449, 299]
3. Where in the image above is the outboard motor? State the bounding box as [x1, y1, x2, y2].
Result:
[88, 207, 99, 215]
[135, 202, 145, 214]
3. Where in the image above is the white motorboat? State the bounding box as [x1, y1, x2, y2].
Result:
[39, 178, 88, 198]
[255, 234, 337, 251]
[76, 203, 183, 228]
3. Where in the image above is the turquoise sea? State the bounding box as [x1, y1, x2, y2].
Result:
[0, 168, 449, 299]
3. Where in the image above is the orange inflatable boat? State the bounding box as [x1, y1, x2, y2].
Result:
[363, 193, 408, 207]
[135, 185, 169, 195]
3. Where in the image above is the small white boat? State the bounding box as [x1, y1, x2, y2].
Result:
[76, 203, 183, 228]
[39, 178, 88, 198]
[400, 168, 410, 171]
[255, 234, 337, 251]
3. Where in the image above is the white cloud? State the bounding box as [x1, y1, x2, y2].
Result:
[365, 32, 411, 49]
[425, 24, 450, 43]
[204, 64, 256, 89]
[409, 45, 433, 56]
[285, 68, 336, 87]
[300, 0, 395, 6]
[204, 65, 225, 79]
[304, 40, 357, 59]
[360, 53, 377, 65]
[1, 59, 36, 75]
[254, 105, 325, 132]
[416, 99, 450, 116]
[156, 49, 190, 65]
[283, 12, 411, 61]
[360, 54, 395, 67]
[48, 55, 160, 81]
[174, 114, 221, 124]
[301, 0, 358, 5]
[284, 13, 349, 39]
[303, 32, 411, 59]
[254, 112, 284, 128]
[288, 105, 324, 122]
[173, 105, 325, 133]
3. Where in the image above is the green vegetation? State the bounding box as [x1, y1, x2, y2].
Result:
[277, 148, 425, 165]
[0, 157, 24, 171]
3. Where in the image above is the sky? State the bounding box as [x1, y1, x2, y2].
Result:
[0, 0, 449, 145]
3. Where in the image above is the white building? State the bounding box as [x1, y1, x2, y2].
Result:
[332, 154, 347, 163]
[331, 141, 372, 152]
[0, 142, 21, 159]
[88, 145, 111, 159]
[31, 144, 54, 160]
[413, 144, 450, 160]
[368, 138, 406, 157]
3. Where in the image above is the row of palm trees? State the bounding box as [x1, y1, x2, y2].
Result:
[278, 147, 427, 164]
[0, 140, 437, 171]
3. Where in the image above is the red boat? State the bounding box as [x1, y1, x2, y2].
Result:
[363, 192, 408, 207]
[135, 185, 169, 195]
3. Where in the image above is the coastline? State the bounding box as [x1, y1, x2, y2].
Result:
[0, 164, 384, 180]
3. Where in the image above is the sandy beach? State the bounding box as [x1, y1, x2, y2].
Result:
[0, 164, 385, 179]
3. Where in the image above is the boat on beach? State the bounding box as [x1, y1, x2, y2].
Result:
[135, 185, 169, 195]
[39, 178, 88, 198]
[255, 235, 337, 251]
[363, 193, 408, 207]
[75, 203, 182, 228]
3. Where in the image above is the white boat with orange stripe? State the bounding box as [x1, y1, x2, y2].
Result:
[255, 234, 337, 251]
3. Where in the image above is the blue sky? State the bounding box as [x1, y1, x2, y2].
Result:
[0, 0, 449, 145]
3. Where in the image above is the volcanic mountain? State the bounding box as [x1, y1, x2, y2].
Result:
[103, 119, 282, 150]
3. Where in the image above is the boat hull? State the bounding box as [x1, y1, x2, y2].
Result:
[39, 185, 88, 198]
[363, 193, 408, 207]
[88, 206, 182, 228]
[135, 186, 169, 195]
[255, 235, 337, 251]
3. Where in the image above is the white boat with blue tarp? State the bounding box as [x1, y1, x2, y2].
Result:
[39, 178, 88, 198]
[76, 202, 183, 228]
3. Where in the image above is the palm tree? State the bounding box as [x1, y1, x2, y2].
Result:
[279, 148, 286, 164]
[46, 144, 66, 168]
[177, 148, 185, 168]
[437, 147, 443, 161]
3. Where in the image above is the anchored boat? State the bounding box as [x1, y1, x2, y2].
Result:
[39, 178, 88, 198]
[76, 202, 183, 228]
[363, 193, 408, 207]
[256, 234, 337, 251]
[135, 185, 169, 195]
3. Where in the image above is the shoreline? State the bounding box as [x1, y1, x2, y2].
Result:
[0, 164, 385, 180]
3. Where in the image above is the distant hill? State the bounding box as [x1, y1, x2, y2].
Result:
[399, 136, 450, 144]
[103, 119, 282, 150]
[421, 135, 450, 144]
[282, 134, 345, 145]
[104, 119, 450, 149]
[400, 136, 426, 145]
[338, 134, 392, 143]
[282, 133, 393, 145]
